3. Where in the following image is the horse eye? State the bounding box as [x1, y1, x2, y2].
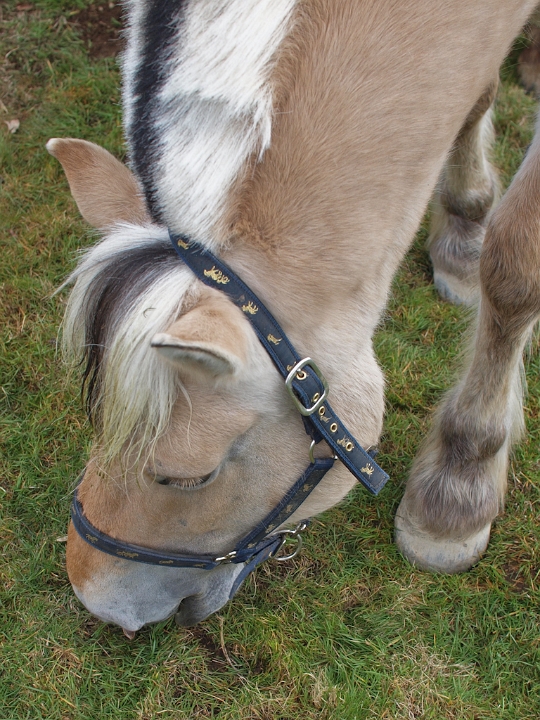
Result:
[153, 469, 218, 489]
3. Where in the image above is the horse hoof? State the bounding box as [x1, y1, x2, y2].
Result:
[432, 269, 479, 307]
[394, 499, 491, 573]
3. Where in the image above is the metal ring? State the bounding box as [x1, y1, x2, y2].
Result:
[270, 524, 307, 562]
[214, 550, 237, 564]
[274, 533, 303, 561]
[309, 439, 338, 463]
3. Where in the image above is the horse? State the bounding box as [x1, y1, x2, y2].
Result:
[48, 0, 540, 636]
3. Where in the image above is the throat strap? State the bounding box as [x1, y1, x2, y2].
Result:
[170, 232, 388, 495]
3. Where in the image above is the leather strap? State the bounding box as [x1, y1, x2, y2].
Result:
[71, 459, 333, 568]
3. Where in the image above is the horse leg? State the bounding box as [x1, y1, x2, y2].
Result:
[428, 81, 499, 305]
[395, 117, 540, 573]
[519, 6, 540, 96]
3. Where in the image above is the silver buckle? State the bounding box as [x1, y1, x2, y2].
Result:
[285, 358, 329, 416]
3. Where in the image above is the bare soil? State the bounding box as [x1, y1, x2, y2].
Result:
[70, 1, 124, 59]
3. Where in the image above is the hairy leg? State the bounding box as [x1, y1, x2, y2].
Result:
[396, 119, 540, 572]
[519, 7, 540, 96]
[428, 81, 499, 306]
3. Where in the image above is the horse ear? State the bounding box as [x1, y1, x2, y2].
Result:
[151, 292, 250, 377]
[46, 138, 150, 229]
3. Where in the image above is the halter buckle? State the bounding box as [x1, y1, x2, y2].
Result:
[285, 358, 329, 416]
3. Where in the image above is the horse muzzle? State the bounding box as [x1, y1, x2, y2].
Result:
[68, 532, 247, 632]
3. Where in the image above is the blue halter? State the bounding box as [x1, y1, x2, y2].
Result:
[70, 233, 388, 596]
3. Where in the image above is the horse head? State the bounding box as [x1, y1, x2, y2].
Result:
[49, 138, 357, 632]
[49, 0, 540, 636]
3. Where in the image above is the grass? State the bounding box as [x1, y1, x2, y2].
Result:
[1, 2, 540, 718]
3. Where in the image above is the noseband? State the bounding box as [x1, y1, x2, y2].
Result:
[71, 233, 388, 596]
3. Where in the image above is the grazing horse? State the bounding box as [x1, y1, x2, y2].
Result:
[48, 0, 540, 635]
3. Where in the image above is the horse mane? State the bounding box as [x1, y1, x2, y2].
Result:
[62, 224, 197, 466]
[122, 0, 298, 244]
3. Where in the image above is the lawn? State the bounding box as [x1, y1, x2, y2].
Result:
[1, 2, 540, 718]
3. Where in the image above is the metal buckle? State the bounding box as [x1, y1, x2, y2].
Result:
[285, 358, 329, 416]
[213, 550, 237, 565]
[271, 521, 309, 562]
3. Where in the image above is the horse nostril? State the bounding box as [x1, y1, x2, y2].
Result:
[175, 593, 214, 627]
[174, 596, 188, 622]
[123, 628, 137, 640]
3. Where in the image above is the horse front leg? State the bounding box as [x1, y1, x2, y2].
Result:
[395, 118, 540, 573]
[519, 6, 540, 97]
[428, 81, 499, 306]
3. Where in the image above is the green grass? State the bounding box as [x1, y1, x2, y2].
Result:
[1, 3, 540, 718]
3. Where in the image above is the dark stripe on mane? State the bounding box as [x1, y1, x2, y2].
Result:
[129, 0, 189, 223]
[81, 242, 179, 426]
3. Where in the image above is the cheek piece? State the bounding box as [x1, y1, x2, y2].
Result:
[70, 233, 389, 601]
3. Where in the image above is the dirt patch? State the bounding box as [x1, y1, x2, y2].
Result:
[79, 616, 103, 638]
[188, 626, 231, 672]
[70, 2, 124, 59]
[518, 24, 540, 96]
[503, 561, 529, 593]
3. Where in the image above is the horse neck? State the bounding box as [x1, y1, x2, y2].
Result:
[216, 0, 530, 348]
[126, 0, 528, 348]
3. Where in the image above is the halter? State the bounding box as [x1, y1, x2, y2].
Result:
[71, 233, 388, 596]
